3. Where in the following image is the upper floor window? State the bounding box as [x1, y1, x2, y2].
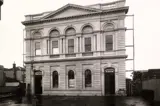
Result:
[35, 42, 41, 55]
[85, 37, 91, 52]
[104, 23, 114, 31]
[49, 29, 60, 37]
[105, 35, 113, 51]
[52, 40, 59, 54]
[85, 69, 92, 87]
[52, 71, 58, 88]
[82, 25, 93, 34]
[33, 32, 41, 38]
[65, 27, 76, 36]
[68, 70, 75, 88]
[68, 39, 74, 53]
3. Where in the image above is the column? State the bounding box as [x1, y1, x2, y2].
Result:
[59, 38, 63, 54]
[93, 34, 97, 54]
[96, 33, 101, 56]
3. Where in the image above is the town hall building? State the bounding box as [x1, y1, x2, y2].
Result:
[22, 0, 129, 96]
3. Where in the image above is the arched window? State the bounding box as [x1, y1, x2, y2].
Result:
[65, 27, 76, 36]
[82, 25, 93, 34]
[104, 23, 114, 31]
[68, 70, 75, 88]
[49, 29, 60, 37]
[104, 23, 114, 51]
[33, 32, 41, 38]
[85, 69, 92, 87]
[52, 71, 58, 88]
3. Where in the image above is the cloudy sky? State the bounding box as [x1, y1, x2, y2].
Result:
[0, 0, 160, 72]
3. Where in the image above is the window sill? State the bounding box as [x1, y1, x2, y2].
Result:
[65, 53, 76, 57]
[82, 52, 93, 56]
[50, 54, 60, 58]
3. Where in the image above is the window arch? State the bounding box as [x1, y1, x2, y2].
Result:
[82, 25, 93, 34]
[85, 69, 92, 87]
[68, 70, 75, 88]
[33, 32, 41, 38]
[49, 29, 60, 37]
[65, 27, 76, 36]
[103, 23, 114, 31]
[52, 71, 58, 88]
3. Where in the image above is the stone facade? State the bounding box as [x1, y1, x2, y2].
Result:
[22, 0, 129, 96]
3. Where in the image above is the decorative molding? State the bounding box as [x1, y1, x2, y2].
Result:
[22, 7, 129, 25]
[24, 55, 127, 64]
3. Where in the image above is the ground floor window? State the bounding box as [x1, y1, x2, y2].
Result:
[68, 70, 75, 88]
[52, 71, 58, 88]
[85, 69, 92, 87]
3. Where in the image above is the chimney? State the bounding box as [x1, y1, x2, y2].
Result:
[13, 62, 17, 80]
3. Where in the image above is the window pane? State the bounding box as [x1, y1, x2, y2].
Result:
[69, 79, 75, 88]
[85, 37, 91, 52]
[35, 42, 40, 49]
[68, 47, 74, 53]
[85, 45, 91, 52]
[68, 70, 75, 88]
[85, 70, 92, 87]
[85, 37, 91, 45]
[52, 48, 59, 54]
[53, 71, 58, 88]
[35, 49, 41, 55]
[52, 41, 58, 48]
[68, 39, 74, 46]
[106, 35, 113, 51]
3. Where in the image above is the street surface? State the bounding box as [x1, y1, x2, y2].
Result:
[0, 96, 159, 106]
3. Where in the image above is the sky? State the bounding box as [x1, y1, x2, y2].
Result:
[0, 0, 160, 73]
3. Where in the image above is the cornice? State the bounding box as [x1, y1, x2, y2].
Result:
[22, 6, 129, 26]
[24, 55, 127, 64]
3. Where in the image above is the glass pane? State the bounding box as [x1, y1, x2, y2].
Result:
[85, 70, 92, 87]
[106, 44, 113, 51]
[106, 35, 113, 43]
[53, 71, 58, 88]
[52, 41, 58, 48]
[68, 47, 74, 53]
[106, 35, 113, 51]
[52, 48, 59, 54]
[69, 79, 75, 88]
[85, 37, 91, 45]
[68, 39, 74, 46]
[85, 45, 91, 52]
[35, 42, 40, 49]
[35, 49, 41, 55]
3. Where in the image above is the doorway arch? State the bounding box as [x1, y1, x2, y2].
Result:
[104, 67, 115, 95]
[34, 70, 42, 95]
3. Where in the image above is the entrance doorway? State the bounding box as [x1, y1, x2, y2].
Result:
[34, 70, 42, 95]
[104, 68, 115, 95]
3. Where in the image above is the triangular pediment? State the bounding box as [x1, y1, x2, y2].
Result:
[42, 4, 101, 19]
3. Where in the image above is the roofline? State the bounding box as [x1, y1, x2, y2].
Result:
[87, 0, 126, 7]
[22, 6, 129, 25]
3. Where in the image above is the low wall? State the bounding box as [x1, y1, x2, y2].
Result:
[142, 79, 160, 101]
